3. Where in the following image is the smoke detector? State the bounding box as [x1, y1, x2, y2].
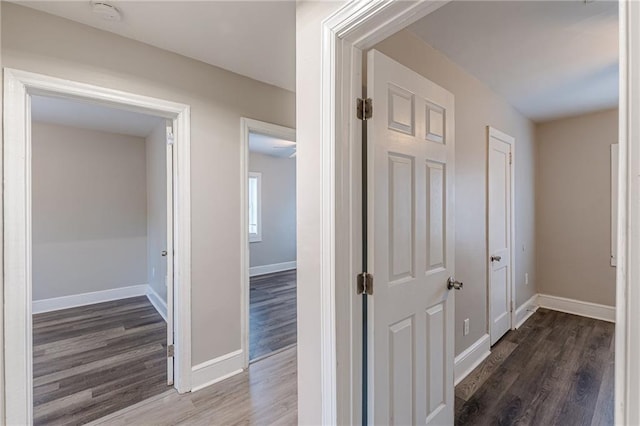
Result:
[91, 2, 122, 21]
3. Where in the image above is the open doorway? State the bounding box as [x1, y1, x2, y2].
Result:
[29, 94, 173, 423]
[241, 118, 297, 365]
[3, 69, 192, 425]
[358, 1, 618, 424]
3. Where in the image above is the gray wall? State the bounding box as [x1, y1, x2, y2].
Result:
[32, 121, 147, 300]
[375, 30, 538, 356]
[146, 122, 168, 301]
[249, 152, 296, 268]
[1, 3, 295, 364]
[536, 108, 618, 306]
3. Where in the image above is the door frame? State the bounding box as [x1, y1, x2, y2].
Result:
[320, 2, 454, 424]
[239, 117, 296, 368]
[3, 68, 192, 425]
[616, 1, 640, 424]
[319, 1, 636, 424]
[486, 126, 516, 339]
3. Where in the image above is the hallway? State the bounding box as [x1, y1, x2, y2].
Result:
[455, 309, 614, 425]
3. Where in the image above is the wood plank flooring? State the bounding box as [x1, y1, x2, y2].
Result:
[33, 296, 170, 425]
[88, 346, 297, 425]
[250, 270, 297, 361]
[455, 308, 615, 426]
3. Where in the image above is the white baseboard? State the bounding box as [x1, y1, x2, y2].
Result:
[146, 286, 168, 322]
[454, 333, 491, 386]
[32, 284, 148, 314]
[515, 294, 539, 329]
[191, 349, 244, 392]
[249, 261, 297, 277]
[537, 293, 615, 323]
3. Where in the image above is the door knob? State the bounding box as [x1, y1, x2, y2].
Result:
[161, 250, 168, 257]
[490, 255, 502, 262]
[447, 277, 463, 290]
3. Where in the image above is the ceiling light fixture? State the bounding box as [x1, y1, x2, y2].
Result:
[91, 1, 122, 21]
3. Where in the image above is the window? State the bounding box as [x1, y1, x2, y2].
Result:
[248, 172, 262, 242]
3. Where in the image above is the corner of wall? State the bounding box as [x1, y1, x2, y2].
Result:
[190, 350, 244, 393]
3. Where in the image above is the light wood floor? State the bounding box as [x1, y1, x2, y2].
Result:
[250, 270, 297, 361]
[455, 308, 615, 425]
[32, 296, 170, 425]
[88, 346, 298, 425]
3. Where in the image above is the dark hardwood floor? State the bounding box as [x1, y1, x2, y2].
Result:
[32, 296, 170, 425]
[455, 308, 615, 426]
[250, 269, 297, 361]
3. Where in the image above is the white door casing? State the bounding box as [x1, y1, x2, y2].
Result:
[367, 50, 456, 425]
[239, 117, 296, 368]
[487, 127, 515, 345]
[166, 122, 175, 384]
[3, 69, 192, 424]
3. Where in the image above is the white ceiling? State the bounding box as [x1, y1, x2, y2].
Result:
[408, 1, 618, 122]
[31, 95, 164, 138]
[249, 132, 296, 158]
[14, 1, 295, 92]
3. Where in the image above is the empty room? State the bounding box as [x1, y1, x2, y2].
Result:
[246, 124, 297, 363]
[29, 95, 173, 424]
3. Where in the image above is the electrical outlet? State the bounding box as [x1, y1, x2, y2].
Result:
[463, 318, 470, 336]
[525, 273, 529, 285]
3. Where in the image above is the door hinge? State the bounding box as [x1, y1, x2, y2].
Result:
[166, 123, 175, 145]
[357, 98, 373, 120]
[510, 300, 514, 313]
[509, 152, 512, 165]
[357, 272, 374, 295]
[167, 344, 175, 358]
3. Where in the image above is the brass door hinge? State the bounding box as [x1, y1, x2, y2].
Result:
[357, 98, 373, 120]
[357, 272, 374, 295]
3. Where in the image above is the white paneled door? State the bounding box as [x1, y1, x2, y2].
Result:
[367, 50, 456, 425]
[487, 127, 514, 345]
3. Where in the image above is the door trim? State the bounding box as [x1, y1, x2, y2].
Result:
[3, 68, 192, 424]
[320, 2, 453, 424]
[239, 117, 296, 368]
[616, 1, 640, 424]
[486, 126, 516, 340]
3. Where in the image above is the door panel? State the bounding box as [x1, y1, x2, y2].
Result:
[425, 303, 446, 420]
[389, 317, 414, 426]
[368, 49, 455, 426]
[389, 154, 415, 282]
[426, 161, 446, 271]
[488, 130, 512, 345]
